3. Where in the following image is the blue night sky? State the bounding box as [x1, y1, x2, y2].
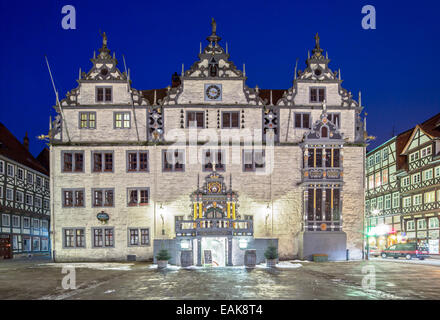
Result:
[0, 0, 439, 156]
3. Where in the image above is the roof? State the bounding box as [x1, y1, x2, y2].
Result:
[258, 89, 287, 105]
[395, 112, 440, 171]
[36, 147, 50, 174]
[0, 123, 49, 176]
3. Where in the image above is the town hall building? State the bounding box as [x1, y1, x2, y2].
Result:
[49, 20, 366, 265]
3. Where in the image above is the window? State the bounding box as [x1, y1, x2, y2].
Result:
[429, 217, 439, 229]
[114, 112, 130, 128]
[0, 160, 3, 174]
[186, 111, 204, 128]
[92, 189, 114, 207]
[12, 215, 20, 228]
[96, 87, 112, 102]
[294, 113, 311, 129]
[327, 113, 341, 128]
[79, 112, 96, 129]
[23, 217, 30, 229]
[384, 194, 391, 210]
[44, 179, 50, 190]
[129, 229, 139, 245]
[0, 186, 3, 199]
[162, 150, 185, 172]
[202, 150, 225, 171]
[368, 157, 374, 168]
[413, 194, 422, 206]
[127, 151, 149, 172]
[32, 237, 40, 251]
[375, 172, 381, 188]
[7, 164, 14, 177]
[36, 176, 42, 187]
[368, 175, 374, 190]
[382, 169, 389, 185]
[63, 228, 85, 248]
[92, 227, 114, 247]
[129, 228, 150, 246]
[17, 168, 24, 180]
[409, 151, 419, 163]
[370, 198, 376, 210]
[411, 173, 421, 184]
[407, 220, 415, 231]
[62, 189, 85, 207]
[377, 196, 383, 210]
[402, 176, 410, 187]
[43, 199, 50, 210]
[383, 148, 389, 161]
[32, 219, 39, 230]
[310, 88, 325, 103]
[41, 220, 48, 232]
[41, 239, 49, 251]
[424, 191, 435, 204]
[423, 169, 433, 181]
[128, 228, 150, 246]
[92, 152, 113, 172]
[62, 151, 84, 172]
[435, 166, 440, 178]
[403, 196, 411, 208]
[222, 111, 240, 129]
[127, 188, 149, 206]
[421, 146, 432, 158]
[141, 229, 150, 245]
[26, 172, 33, 184]
[243, 150, 265, 172]
[417, 219, 427, 230]
[392, 192, 399, 208]
[375, 153, 381, 164]
[2, 214, 10, 227]
[16, 191, 24, 203]
[25, 194, 33, 206]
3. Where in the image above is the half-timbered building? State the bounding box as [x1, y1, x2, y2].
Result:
[0, 123, 50, 258]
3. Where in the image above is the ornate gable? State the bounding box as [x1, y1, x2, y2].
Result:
[304, 103, 344, 142]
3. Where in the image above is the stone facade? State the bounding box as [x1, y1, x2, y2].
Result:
[50, 24, 365, 263]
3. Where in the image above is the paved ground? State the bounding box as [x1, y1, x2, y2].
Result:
[1, 257, 440, 300]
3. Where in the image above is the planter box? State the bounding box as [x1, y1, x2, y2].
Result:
[157, 260, 168, 269]
[312, 254, 328, 262]
[266, 259, 278, 268]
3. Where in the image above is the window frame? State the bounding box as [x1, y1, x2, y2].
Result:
[92, 188, 115, 207]
[62, 188, 85, 208]
[127, 228, 150, 247]
[202, 149, 226, 172]
[126, 151, 149, 172]
[127, 188, 150, 207]
[114, 112, 131, 129]
[96, 86, 112, 102]
[79, 111, 97, 129]
[242, 149, 266, 172]
[294, 112, 311, 129]
[91, 151, 114, 173]
[309, 87, 326, 103]
[61, 151, 84, 173]
[92, 227, 115, 248]
[162, 149, 185, 172]
[63, 227, 86, 249]
[221, 111, 240, 129]
[186, 111, 205, 129]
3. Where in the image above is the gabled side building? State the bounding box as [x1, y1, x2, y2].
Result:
[0, 123, 51, 258]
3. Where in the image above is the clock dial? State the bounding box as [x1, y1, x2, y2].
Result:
[205, 85, 221, 100]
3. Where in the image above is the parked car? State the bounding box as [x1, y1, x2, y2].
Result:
[368, 246, 381, 257]
[381, 243, 430, 260]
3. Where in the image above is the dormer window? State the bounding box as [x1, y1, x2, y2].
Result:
[96, 87, 112, 102]
[310, 87, 325, 103]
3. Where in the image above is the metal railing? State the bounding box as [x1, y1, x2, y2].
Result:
[175, 218, 253, 237]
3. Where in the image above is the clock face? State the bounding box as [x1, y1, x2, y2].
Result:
[205, 84, 221, 100]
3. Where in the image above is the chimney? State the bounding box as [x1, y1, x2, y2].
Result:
[23, 132, 29, 150]
[171, 72, 181, 88]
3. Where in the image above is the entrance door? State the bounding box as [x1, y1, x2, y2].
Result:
[201, 237, 227, 267]
[0, 235, 12, 259]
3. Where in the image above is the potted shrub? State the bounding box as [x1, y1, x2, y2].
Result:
[156, 249, 171, 269]
[264, 245, 278, 267]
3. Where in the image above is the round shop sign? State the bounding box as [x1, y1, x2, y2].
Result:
[97, 211, 109, 223]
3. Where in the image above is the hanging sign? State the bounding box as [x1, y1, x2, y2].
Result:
[97, 211, 109, 223]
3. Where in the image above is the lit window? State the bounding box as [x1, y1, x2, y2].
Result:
[114, 112, 130, 128]
[79, 112, 96, 129]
